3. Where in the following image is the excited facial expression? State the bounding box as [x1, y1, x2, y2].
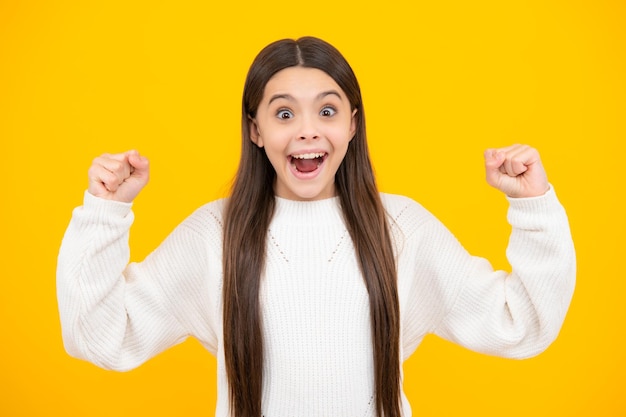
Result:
[250, 66, 357, 201]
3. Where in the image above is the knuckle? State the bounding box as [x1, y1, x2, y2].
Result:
[110, 160, 124, 172]
[102, 170, 119, 185]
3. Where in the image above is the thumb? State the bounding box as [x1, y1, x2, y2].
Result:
[121, 151, 150, 199]
[128, 150, 150, 179]
[484, 149, 505, 183]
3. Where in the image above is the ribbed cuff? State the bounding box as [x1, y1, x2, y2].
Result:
[506, 185, 567, 228]
[79, 190, 134, 223]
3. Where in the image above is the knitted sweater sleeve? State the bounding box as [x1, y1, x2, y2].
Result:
[56, 192, 221, 371]
[397, 186, 576, 359]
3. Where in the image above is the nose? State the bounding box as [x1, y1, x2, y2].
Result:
[297, 114, 320, 140]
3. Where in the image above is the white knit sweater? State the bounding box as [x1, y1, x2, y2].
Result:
[57, 188, 575, 416]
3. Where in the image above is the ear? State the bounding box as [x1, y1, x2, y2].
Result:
[349, 108, 358, 141]
[249, 116, 264, 148]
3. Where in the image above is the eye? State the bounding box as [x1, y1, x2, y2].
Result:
[277, 109, 294, 120]
[320, 106, 336, 117]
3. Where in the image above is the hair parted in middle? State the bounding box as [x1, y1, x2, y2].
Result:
[222, 36, 401, 417]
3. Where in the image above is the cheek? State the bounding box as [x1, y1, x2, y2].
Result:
[327, 125, 353, 146]
[260, 128, 287, 149]
[264, 121, 297, 140]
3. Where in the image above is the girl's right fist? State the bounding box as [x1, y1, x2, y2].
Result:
[87, 150, 150, 203]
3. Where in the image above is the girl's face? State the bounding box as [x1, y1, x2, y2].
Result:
[250, 66, 357, 201]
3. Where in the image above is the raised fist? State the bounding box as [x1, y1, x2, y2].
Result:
[87, 150, 150, 203]
[484, 144, 550, 198]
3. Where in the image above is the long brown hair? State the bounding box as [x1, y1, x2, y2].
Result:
[222, 36, 400, 417]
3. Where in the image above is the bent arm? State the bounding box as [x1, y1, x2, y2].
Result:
[432, 187, 576, 358]
[56, 192, 214, 371]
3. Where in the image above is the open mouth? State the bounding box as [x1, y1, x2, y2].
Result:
[289, 152, 327, 173]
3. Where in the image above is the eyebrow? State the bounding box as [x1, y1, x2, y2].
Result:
[267, 90, 343, 105]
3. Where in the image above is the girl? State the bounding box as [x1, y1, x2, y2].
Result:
[57, 37, 576, 417]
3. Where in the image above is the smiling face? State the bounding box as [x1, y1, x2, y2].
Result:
[249, 66, 357, 201]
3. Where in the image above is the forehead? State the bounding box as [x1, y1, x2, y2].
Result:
[263, 67, 346, 100]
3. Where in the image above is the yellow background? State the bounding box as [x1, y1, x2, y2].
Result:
[1, 0, 624, 415]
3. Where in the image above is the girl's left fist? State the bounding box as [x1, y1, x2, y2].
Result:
[484, 144, 550, 198]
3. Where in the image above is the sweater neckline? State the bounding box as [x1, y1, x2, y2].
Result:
[272, 195, 344, 226]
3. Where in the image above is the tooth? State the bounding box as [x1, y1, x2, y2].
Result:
[292, 152, 325, 159]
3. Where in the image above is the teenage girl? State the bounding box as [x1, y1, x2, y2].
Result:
[57, 36, 576, 417]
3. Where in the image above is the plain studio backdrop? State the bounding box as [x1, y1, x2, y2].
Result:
[1, 1, 624, 415]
